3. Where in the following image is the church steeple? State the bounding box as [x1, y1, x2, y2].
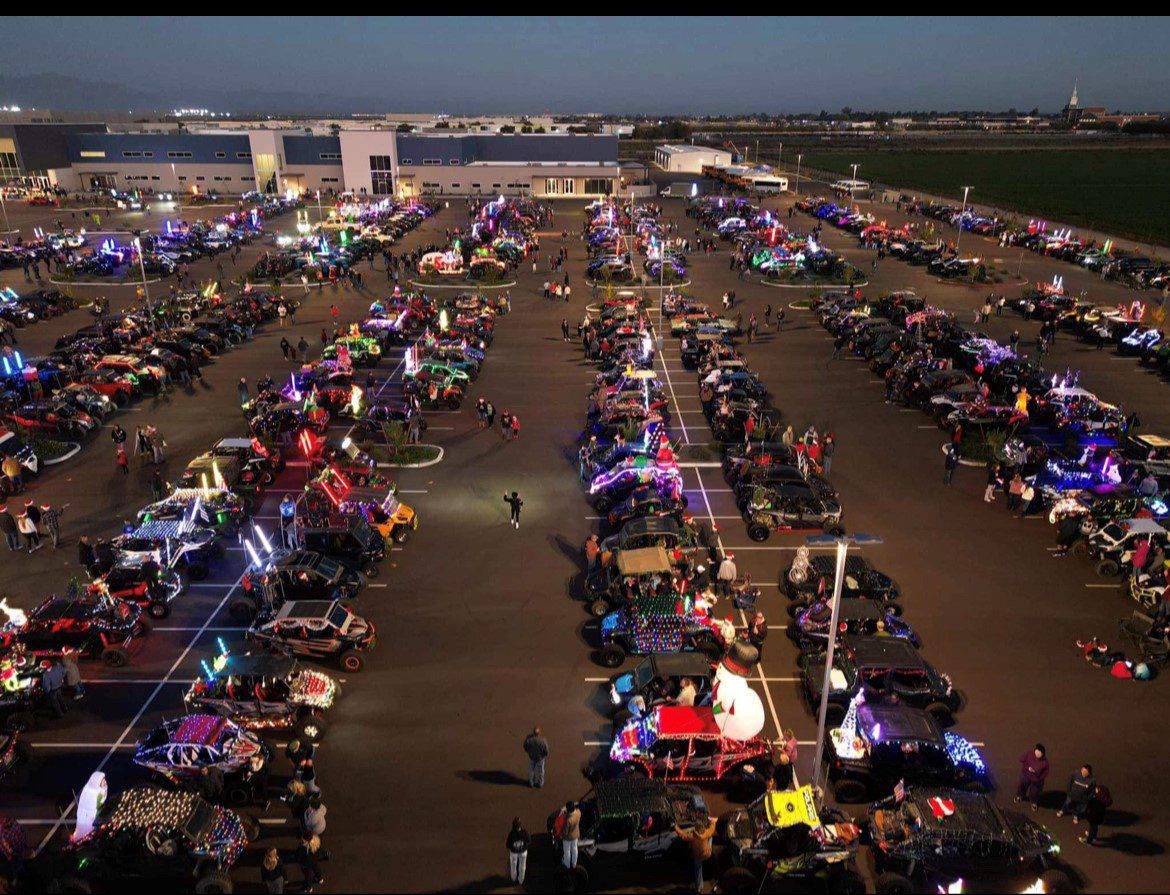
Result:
[1068, 79, 1079, 109]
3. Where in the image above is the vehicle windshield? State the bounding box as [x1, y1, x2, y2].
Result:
[182, 799, 218, 842]
[327, 603, 350, 629]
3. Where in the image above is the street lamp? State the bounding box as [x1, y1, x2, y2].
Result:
[132, 237, 152, 321]
[795, 154, 803, 196]
[956, 185, 973, 254]
[806, 531, 884, 797]
[0, 187, 10, 234]
[849, 163, 860, 207]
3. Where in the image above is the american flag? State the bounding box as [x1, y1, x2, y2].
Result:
[894, 779, 905, 803]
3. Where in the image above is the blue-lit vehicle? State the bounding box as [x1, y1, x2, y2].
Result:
[588, 452, 684, 514]
[1119, 326, 1163, 357]
[825, 699, 989, 803]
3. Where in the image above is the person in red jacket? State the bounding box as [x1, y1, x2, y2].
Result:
[1016, 743, 1050, 810]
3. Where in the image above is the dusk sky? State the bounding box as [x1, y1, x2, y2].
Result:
[3, 16, 1167, 114]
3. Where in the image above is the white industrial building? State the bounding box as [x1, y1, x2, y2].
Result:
[654, 144, 732, 173]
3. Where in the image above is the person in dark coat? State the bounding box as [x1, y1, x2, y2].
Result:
[1081, 784, 1111, 845]
[1058, 764, 1096, 821]
[1016, 744, 1050, 809]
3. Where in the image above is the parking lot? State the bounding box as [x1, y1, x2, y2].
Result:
[1, 190, 1169, 892]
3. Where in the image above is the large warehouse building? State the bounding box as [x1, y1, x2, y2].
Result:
[53, 128, 621, 198]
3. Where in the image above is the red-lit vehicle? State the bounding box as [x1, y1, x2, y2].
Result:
[609, 705, 770, 782]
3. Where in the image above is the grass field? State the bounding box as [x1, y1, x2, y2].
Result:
[798, 148, 1170, 248]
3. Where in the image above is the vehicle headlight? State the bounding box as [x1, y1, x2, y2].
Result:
[609, 686, 621, 705]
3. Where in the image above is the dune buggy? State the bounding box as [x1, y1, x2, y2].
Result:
[246, 599, 375, 673]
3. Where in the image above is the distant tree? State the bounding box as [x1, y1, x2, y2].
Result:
[499, 124, 516, 134]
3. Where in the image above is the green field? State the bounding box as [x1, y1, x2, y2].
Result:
[798, 148, 1170, 248]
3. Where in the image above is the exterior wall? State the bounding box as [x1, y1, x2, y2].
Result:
[338, 130, 398, 196]
[399, 163, 616, 198]
[70, 160, 255, 192]
[655, 146, 731, 174]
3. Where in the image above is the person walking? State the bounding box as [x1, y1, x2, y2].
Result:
[506, 817, 530, 886]
[280, 336, 291, 361]
[303, 796, 327, 838]
[237, 377, 250, 409]
[294, 835, 326, 893]
[523, 727, 548, 788]
[584, 534, 601, 572]
[504, 491, 523, 529]
[261, 848, 288, 895]
[773, 729, 799, 790]
[561, 318, 571, 341]
[673, 809, 716, 892]
[984, 462, 1000, 503]
[1080, 784, 1112, 845]
[297, 336, 309, 363]
[1016, 744, 1050, 811]
[1058, 764, 1096, 822]
[42, 661, 68, 717]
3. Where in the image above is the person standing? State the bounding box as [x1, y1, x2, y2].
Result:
[747, 611, 768, 658]
[822, 435, 836, 475]
[303, 796, 327, 838]
[294, 835, 325, 893]
[716, 552, 737, 599]
[773, 729, 799, 790]
[40, 503, 64, 548]
[42, 661, 68, 717]
[61, 647, 84, 699]
[504, 491, 523, 529]
[673, 810, 716, 893]
[523, 727, 548, 788]
[198, 765, 225, 803]
[560, 801, 581, 869]
[0, 505, 19, 552]
[561, 318, 571, 341]
[17, 510, 41, 552]
[237, 377, 250, 409]
[261, 848, 288, 895]
[506, 817, 530, 886]
[1058, 764, 1096, 821]
[984, 462, 1000, 503]
[944, 444, 959, 485]
[1016, 744, 1050, 811]
[297, 336, 309, 363]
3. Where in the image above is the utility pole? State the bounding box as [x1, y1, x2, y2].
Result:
[807, 532, 883, 797]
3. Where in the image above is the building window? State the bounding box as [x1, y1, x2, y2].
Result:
[369, 155, 393, 171]
[319, 153, 341, 161]
[492, 183, 502, 189]
[449, 158, 460, 166]
[236, 152, 252, 159]
[78, 150, 105, 159]
[215, 152, 226, 158]
[167, 151, 193, 159]
[423, 159, 441, 166]
[371, 172, 394, 196]
[400, 158, 412, 165]
[584, 178, 613, 195]
[196, 175, 205, 181]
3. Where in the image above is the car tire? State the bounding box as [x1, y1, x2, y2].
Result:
[716, 867, 759, 895]
[193, 868, 233, 895]
[882, 601, 904, 617]
[1039, 869, 1074, 894]
[598, 644, 625, 668]
[825, 703, 846, 727]
[362, 563, 380, 578]
[187, 561, 209, 581]
[101, 645, 129, 668]
[46, 877, 92, 895]
[589, 599, 610, 618]
[824, 523, 846, 536]
[229, 598, 258, 623]
[612, 709, 631, 728]
[833, 778, 869, 804]
[747, 523, 771, 542]
[1070, 539, 1090, 559]
[875, 872, 915, 895]
[393, 528, 411, 545]
[925, 700, 954, 725]
[5, 711, 33, 733]
[592, 496, 613, 514]
[339, 649, 365, 673]
[1096, 558, 1120, 578]
[296, 713, 327, 744]
[829, 869, 867, 895]
[446, 396, 462, 410]
[148, 600, 171, 620]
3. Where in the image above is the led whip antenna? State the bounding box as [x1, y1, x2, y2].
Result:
[217, 637, 228, 657]
[201, 659, 215, 683]
[244, 539, 263, 569]
[255, 525, 274, 556]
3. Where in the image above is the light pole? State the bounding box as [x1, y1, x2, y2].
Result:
[0, 187, 10, 234]
[795, 154, 803, 196]
[849, 163, 860, 207]
[133, 237, 152, 322]
[807, 531, 883, 797]
[955, 185, 973, 255]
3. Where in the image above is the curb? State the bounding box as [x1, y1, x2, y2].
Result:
[44, 443, 82, 466]
[408, 279, 516, 290]
[376, 444, 445, 468]
[49, 276, 163, 288]
[760, 277, 869, 290]
[939, 442, 989, 468]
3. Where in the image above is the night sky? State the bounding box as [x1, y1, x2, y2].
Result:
[3, 16, 1167, 114]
